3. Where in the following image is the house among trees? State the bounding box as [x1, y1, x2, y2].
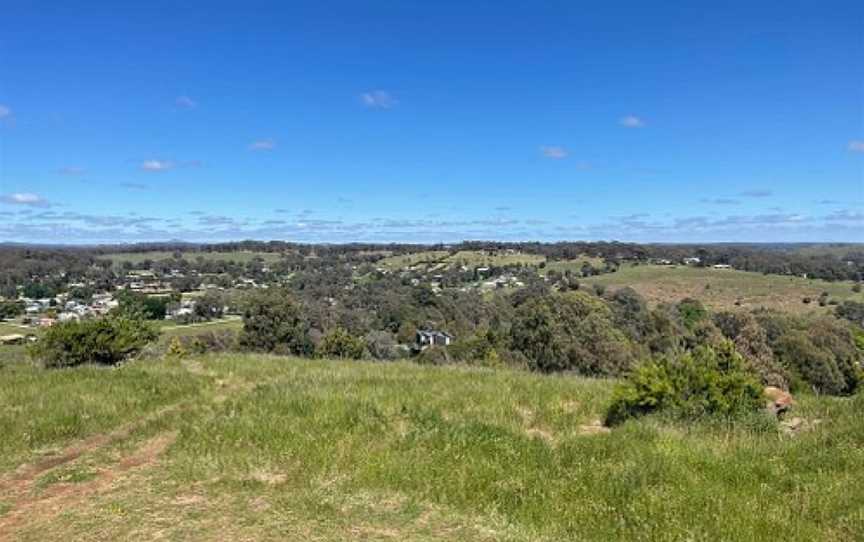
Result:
[415, 330, 454, 350]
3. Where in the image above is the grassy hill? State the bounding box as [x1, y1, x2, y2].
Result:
[0, 353, 861, 540]
[581, 264, 864, 314]
[97, 250, 284, 266]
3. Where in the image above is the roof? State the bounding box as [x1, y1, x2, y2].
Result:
[417, 330, 453, 339]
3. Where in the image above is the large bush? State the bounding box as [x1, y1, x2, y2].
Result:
[316, 327, 366, 359]
[238, 289, 313, 355]
[510, 291, 636, 376]
[605, 341, 763, 426]
[28, 316, 158, 368]
[775, 319, 861, 395]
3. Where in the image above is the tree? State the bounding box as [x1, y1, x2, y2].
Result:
[774, 321, 861, 396]
[194, 290, 225, 321]
[0, 301, 23, 320]
[510, 291, 635, 376]
[115, 290, 169, 320]
[733, 317, 789, 389]
[28, 316, 157, 368]
[238, 289, 312, 355]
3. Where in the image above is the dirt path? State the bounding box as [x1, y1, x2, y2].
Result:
[0, 432, 177, 541]
[0, 400, 187, 501]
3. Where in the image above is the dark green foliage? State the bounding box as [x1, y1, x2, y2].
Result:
[115, 289, 173, 320]
[774, 319, 861, 395]
[836, 300, 864, 328]
[510, 291, 635, 376]
[605, 341, 763, 426]
[193, 290, 225, 321]
[0, 301, 24, 319]
[677, 297, 709, 330]
[238, 289, 313, 355]
[22, 282, 55, 299]
[28, 316, 157, 368]
[316, 328, 366, 359]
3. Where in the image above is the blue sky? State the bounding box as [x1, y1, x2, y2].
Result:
[0, 1, 862, 244]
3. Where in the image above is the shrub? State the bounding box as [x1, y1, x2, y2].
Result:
[179, 330, 238, 355]
[316, 328, 366, 359]
[28, 316, 157, 368]
[605, 341, 763, 426]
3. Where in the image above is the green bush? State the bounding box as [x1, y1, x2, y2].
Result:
[238, 289, 313, 356]
[28, 316, 158, 368]
[605, 341, 763, 426]
[316, 327, 366, 359]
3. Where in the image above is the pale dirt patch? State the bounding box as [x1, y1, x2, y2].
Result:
[0, 432, 177, 541]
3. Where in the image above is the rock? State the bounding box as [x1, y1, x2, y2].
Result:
[763, 386, 793, 417]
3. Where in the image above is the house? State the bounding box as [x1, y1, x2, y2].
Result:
[415, 330, 453, 350]
[683, 257, 701, 265]
[712, 264, 732, 270]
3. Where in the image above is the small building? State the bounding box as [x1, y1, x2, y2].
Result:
[712, 264, 732, 270]
[416, 330, 453, 350]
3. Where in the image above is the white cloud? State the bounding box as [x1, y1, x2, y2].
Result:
[540, 146, 568, 159]
[620, 115, 645, 128]
[849, 140, 864, 152]
[176, 96, 197, 109]
[249, 139, 276, 151]
[0, 192, 50, 207]
[361, 90, 397, 109]
[140, 160, 175, 171]
[0, 105, 10, 118]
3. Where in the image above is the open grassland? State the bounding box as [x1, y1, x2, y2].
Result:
[376, 250, 452, 270]
[582, 264, 864, 314]
[1, 353, 862, 541]
[98, 251, 284, 266]
[543, 256, 605, 275]
[377, 250, 585, 271]
[0, 322, 34, 337]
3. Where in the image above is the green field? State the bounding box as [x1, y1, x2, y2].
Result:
[98, 251, 284, 266]
[0, 322, 33, 337]
[581, 264, 864, 314]
[543, 256, 605, 275]
[157, 317, 243, 341]
[1, 353, 861, 540]
[379, 250, 550, 271]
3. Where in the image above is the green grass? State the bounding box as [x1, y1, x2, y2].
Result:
[378, 250, 548, 271]
[1, 352, 862, 540]
[543, 256, 605, 275]
[97, 250, 284, 266]
[582, 264, 864, 314]
[0, 321, 34, 336]
[156, 317, 242, 335]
